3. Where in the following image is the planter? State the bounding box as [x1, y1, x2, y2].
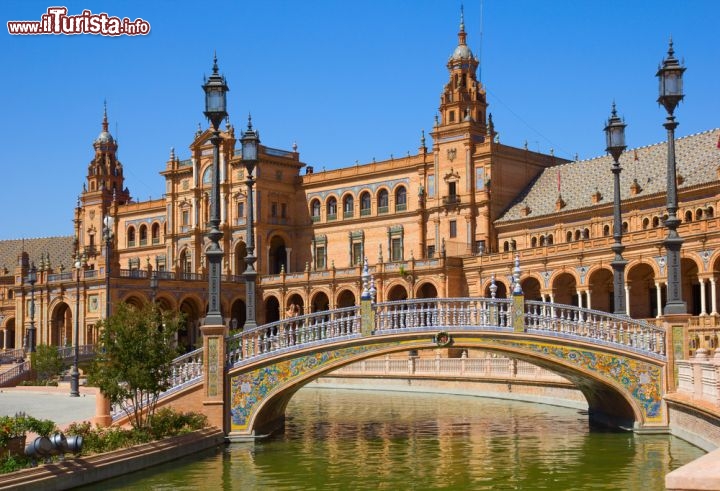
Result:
[1, 436, 26, 458]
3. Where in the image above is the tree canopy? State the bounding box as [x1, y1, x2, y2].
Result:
[88, 303, 183, 429]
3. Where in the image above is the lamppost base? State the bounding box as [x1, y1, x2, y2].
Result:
[70, 370, 80, 397]
[664, 301, 688, 316]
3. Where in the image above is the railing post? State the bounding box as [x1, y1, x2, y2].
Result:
[201, 322, 227, 432]
[360, 296, 374, 337]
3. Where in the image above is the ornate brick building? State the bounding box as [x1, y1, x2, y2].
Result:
[1, 18, 719, 352]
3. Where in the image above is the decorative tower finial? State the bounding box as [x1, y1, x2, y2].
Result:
[512, 254, 523, 295]
[420, 129, 426, 148]
[247, 113, 253, 131]
[490, 274, 497, 299]
[169, 147, 175, 161]
[212, 50, 219, 74]
[102, 99, 109, 132]
[460, 4, 465, 32]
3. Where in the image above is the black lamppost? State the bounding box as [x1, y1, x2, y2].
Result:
[202, 54, 229, 327]
[657, 39, 687, 315]
[604, 103, 627, 315]
[27, 263, 37, 353]
[241, 117, 260, 330]
[103, 215, 114, 320]
[150, 272, 158, 305]
[70, 251, 85, 397]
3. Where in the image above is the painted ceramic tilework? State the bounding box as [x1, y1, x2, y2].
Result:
[230, 342, 399, 431]
[489, 338, 664, 422]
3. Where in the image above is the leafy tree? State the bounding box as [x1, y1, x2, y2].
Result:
[30, 344, 65, 384]
[88, 303, 183, 429]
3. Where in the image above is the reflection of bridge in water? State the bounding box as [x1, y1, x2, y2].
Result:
[140, 294, 671, 439]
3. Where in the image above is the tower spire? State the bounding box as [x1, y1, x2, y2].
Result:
[102, 99, 109, 132]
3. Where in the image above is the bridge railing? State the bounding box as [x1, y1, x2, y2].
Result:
[227, 306, 361, 366]
[524, 300, 666, 359]
[374, 298, 513, 332]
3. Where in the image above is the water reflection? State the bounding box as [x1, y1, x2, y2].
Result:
[85, 388, 704, 490]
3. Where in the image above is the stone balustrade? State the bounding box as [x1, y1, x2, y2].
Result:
[675, 349, 720, 405]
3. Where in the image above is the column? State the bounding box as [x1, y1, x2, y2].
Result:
[700, 278, 707, 316]
[577, 291, 583, 309]
[655, 282, 663, 318]
[710, 278, 718, 316]
[285, 248, 292, 274]
[585, 290, 592, 310]
[624, 284, 631, 317]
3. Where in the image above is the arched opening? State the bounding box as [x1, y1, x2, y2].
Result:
[178, 299, 201, 352]
[310, 292, 330, 313]
[520, 277, 542, 302]
[553, 273, 577, 306]
[230, 299, 247, 331]
[360, 191, 371, 216]
[310, 199, 321, 221]
[530, 237, 537, 248]
[50, 303, 72, 347]
[377, 189, 389, 214]
[235, 241, 247, 276]
[588, 268, 613, 313]
[326, 197, 337, 220]
[626, 263, 657, 319]
[395, 186, 407, 212]
[268, 236, 287, 275]
[682, 258, 701, 316]
[151, 223, 160, 244]
[566, 231, 573, 243]
[3, 319, 15, 349]
[336, 290, 356, 308]
[265, 296, 281, 324]
[179, 249, 192, 275]
[684, 210, 693, 223]
[139, 224, 148, 246]
[387, 285, 408, 301]
[416, 282, 438, 299]
[127, 226, 136, 247]
[342, 194, 354, 218]
[124, 295, 144, 309]
[286, 293, 305, 317]
[603, 225, 610, 236]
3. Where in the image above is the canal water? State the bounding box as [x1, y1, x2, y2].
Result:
[83, 388, 705, 490]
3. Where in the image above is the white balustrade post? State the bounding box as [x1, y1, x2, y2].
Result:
[655, 282, 663, 318]
[577, 291, 583, 309]
[700, 278, 708, 316]
[711, 277, 718, 316]
[624, 284, 631, 317]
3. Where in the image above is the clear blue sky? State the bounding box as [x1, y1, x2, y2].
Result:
[2, 0, 718, 240]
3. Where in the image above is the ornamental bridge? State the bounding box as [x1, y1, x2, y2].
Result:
[136, 293, 674, 440]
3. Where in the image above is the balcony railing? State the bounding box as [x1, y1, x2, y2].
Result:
[360, 208, 371, 217]
[442, 195, 460, 205]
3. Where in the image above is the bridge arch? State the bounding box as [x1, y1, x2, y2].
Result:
[228, 333, 651, 437]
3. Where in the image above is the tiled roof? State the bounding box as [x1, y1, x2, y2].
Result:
[0, 236, 75, 274]
[497, 128, 720, 223]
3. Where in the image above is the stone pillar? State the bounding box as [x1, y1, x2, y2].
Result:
[700, 278, 707, 316]
[93, 392, 113, 428]
[655, 282, 663, 318]
[201, 322, 228, 432]
[711, 278, 718, 316]
[585, 290, 592, 310]
[577, 291, 583, 309]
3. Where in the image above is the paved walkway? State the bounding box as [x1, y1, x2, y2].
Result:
[0, 385, 97, 428]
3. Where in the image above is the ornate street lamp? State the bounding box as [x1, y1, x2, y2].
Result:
[657, 39, 687, 315]
[202, 54, 229, 327]
[604, 103, 627, 315]
[70, 251, 86, 397]
[241, 116, 260, 330]
[103, 215, 114, 320]
[27, 262, 37, 353]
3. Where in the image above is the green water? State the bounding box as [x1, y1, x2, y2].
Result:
[84, 388, 705, 490]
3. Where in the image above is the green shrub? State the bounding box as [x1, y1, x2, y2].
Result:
[30, 345, 65, 384]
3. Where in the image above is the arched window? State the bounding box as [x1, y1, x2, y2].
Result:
[547, 234, 554, 245]
[603, 224, 610, 236]
[583, 228, 590, 239]
[395, 186, 407, 212]
[377, 189, 389, 213]
[326, 197, 337, 220]
[310, 199, 321, 222]
[652, 216, 660, 228]
[708, 207, 715, 219]
[152, 223, 160, 244]
[127, 227, 136, 247]
[696, 209, 704, 221]
[574, 230, 581, 241]
[139, 224, 148, 246]
[503, 241, 509, 252]
[360, 191, 371, 216]
[531, 237, 537, 248]
[622, 221, 629, 233]
[684, 210, 693, 223]
[566, 231, 573, 242]
[180, 249, 192, 275]
[343, 195, 354, 218]
[642, 217, 650, 230]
